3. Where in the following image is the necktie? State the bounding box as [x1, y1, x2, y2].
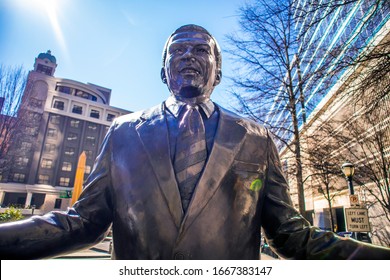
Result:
[174, 105, 207, 212]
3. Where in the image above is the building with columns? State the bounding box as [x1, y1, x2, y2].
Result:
[0, 51, 131, 215]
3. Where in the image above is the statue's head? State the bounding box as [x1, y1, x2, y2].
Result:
[161, 24, 222, 101]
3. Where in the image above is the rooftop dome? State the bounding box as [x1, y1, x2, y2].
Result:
[37, 50, 56, 63]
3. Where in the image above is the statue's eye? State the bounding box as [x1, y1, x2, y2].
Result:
[196, 48, 209, 54]
[173, 48, 183, 54]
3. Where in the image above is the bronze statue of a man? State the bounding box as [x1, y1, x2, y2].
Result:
[0, 24, 389, 259]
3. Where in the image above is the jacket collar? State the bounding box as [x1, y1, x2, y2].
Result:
[165, 95, 215, 119]
[136, 104, 183, 229]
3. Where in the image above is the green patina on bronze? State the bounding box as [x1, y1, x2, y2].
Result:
[250, 179, 263, 191]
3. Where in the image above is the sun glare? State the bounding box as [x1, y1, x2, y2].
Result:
[12, 0, 68, 55]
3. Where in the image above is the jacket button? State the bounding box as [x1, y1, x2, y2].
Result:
[174, 252, 185, 260]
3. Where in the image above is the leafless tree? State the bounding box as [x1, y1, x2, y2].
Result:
[349, 105, 389, 245]
[306, 134, 345, 231]
[346, 98, 390, 221]
[0, 65, 28, 176]
[227, 0, 389, 219]
[313, 93, 390, 245]
[226, 0, 336, 215]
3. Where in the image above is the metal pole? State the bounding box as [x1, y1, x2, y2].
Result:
[347, 176, 354, 195]
[347, 176, 356, 239]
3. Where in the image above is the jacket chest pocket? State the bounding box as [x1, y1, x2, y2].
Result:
[232, 160, 265, 192]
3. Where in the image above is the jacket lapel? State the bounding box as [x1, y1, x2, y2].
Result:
[179, 107, 247, 233]
[135, 104, 183, 229]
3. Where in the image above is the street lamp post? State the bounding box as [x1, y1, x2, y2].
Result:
[341, 162, 355, 195]
[341, 162, 356, 239]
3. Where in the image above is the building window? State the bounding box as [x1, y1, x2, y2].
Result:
[75, 91, 97, 102]
[50, 115, 61, 125]
[20, 141, 32, 151]
[75, 91, 88, 99]
[90, 109, 100, 119]
[70, 119, 80, 128]
[47, 128, 57, 138]
[61, 161, 72, 172]
[85, 136, 96, 146]
[36, 64, 53, 75]
[85, 150, 93, 159]
[64, 147, 75, 156]
[28, 112, 42, 122]
[87, 123, 97, 131]
[72, 105, 83, 115]
[53, 100, 65, 110]
[85, 165, 92, 174]
[56, 85, 71, 94]
[27, 127, 39, 136]
[67, 132, 78, 141]
[44, 143, 56, 154]
[30, 98, 43, 109]
[59, 177, 70, 187]
[41, 159, 53, 169]
[54, 199, 62, 209]
[38, 174, 50, 184]
[107, 113, 116, 122]
[12, 173, 26, 183]
[15, 156, 29, 168]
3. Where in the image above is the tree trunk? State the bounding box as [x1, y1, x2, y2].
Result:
[287, 66, 305, 215]
[326, 185, 335, 232]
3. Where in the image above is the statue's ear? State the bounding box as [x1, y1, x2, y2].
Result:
[161, 68, 167, 84]
[213, 70, 222, 86]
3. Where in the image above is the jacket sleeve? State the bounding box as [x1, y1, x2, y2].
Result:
[0, 123, 116, 260]
[261, 130, 390, 259]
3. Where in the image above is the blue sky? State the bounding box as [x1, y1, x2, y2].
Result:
[0, 0, 245, 112]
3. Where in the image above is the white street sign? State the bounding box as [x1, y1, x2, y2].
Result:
[344, 208, 370, 232]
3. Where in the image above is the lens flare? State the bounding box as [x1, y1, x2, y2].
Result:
[12, 0, 68, 56]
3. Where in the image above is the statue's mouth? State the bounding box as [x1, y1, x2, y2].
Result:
[179, 67, 200, 75]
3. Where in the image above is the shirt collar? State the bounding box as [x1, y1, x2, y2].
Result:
[165, 95, 215, 119]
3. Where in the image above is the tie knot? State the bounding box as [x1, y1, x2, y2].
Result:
[186, 104, 199, 111]
[179, 105, 204, 135]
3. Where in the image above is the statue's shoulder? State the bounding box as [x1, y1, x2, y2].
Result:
[112, 103, 164, 128]
[217, 105, 268, 137]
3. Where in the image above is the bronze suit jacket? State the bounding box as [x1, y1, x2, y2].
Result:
[0, 103, 389, 259]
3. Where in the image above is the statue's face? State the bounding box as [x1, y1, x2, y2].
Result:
[162, 31, 220, 99]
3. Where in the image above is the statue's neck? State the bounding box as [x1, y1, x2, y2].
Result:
[172, 94, 211, 106]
